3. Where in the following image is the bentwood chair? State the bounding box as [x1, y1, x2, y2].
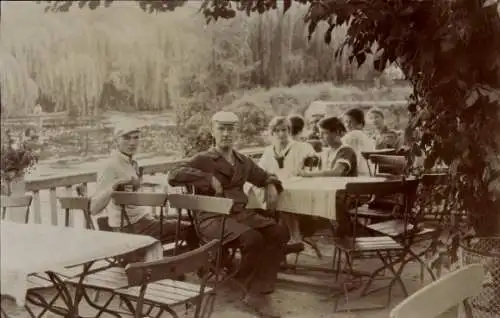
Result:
[390, 264, 485, 318]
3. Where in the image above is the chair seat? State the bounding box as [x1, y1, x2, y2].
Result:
[67, 266, 129, 290]
[349, 205, 393, 219]
[53, 259, 115, 279]
[333, 236, 403, 252]
[116, 279, 211, 306]
[67, 266, 210, 306]
[27, 275, 54, 290]
[367, 220, 415, 237]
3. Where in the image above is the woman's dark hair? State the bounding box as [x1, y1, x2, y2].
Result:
[287, 115, 305, 137]
[24, 128, 35, 137]
[345, 108, 365, 127]
[318, 116, 347, 135]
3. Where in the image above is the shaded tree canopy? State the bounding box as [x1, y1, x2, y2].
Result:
[40, 0, 500, 235]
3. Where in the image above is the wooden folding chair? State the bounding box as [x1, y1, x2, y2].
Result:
[117, 239, 220, 318]
[363, 173, 453, 288]
[58, 196, 95, 229]
[369, 154, 407, 177]
[1, 194, 32, 223]
[361, 148, 397, 176]
[66, 194, 231, 317]
[65, 239, 220, 318]
[111, 191, 168, 233]
[349, 154, 408, 225]
[390, 264, 485, 318]
[166, 193, 245, 294]
[111, 191, 193, 256]
[333, 179, 419, 312]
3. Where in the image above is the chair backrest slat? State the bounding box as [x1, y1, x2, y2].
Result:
[1, 195, 32, 223]
[345, 179, 419, 196]
[125, 239, 220, 286]
[57, 196, 93, 229]
[1, 195, 32, 208]
[112, 192, 168, 207]
[361, 148, 397, 160]
[167, 193, 233, 215]
[58, 197, 91, 211]
[390, 264, 485, 318]
[369, 154, 407, 175]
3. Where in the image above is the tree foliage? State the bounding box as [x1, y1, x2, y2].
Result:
[39, 0, 500, 236]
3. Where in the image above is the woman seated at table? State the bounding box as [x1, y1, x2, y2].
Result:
[258, 116, 316, 247]
[296, 116, 358, 238]
[298, 116, 358, 178]
[288, 114, 321, 167]
[366, 107, 402, 150]
[340, 108, 375, 176]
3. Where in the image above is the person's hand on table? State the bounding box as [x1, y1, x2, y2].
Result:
[296, 170, 313, 178]
[264, 184, 279, 211]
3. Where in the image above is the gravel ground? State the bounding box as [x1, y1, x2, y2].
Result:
[2, 242, 433, 318]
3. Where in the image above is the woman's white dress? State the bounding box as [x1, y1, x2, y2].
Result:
[341, 130, 375, 176]
[246, 141, 315, 209]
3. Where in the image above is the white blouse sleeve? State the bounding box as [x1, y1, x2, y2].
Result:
[258, 146, 274, 172]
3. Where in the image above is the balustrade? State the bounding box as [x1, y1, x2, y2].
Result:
[22, 148, 263, 227]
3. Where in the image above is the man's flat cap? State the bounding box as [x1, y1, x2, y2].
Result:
[114, 122, 141, 138]
[211, 111, 239, 125]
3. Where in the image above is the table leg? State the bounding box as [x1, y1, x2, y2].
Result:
[27, 261, 120, 318]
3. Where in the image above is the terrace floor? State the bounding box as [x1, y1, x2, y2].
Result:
[2, 241, 434, 317]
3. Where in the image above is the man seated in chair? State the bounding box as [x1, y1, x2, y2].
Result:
[89, 124, 179, 243]
[168, 111, 289, 318]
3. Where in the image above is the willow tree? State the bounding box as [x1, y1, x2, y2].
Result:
[41, 0, 500, 236]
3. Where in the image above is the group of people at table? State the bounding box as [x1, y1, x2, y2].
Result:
[89, 107, 403, 318]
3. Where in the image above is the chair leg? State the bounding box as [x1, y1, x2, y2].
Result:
[199, 292, 216, 318]
[360, 251, 408, 298]
[1, 307, 11, 318]
[81, 288, 120, 318]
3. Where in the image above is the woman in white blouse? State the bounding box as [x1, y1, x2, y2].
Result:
[258, 116, 316, 246]
[341, 108, 375, 175]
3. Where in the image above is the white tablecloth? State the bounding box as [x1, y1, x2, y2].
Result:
[246, 176, 386, 219]
[0, 221, 162, 306]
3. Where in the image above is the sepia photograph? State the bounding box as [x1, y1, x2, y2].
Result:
[1, 0, 499, 317]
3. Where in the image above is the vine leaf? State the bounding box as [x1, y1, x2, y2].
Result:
[483, 0, 498, 8]
[466, 90, 479, 108]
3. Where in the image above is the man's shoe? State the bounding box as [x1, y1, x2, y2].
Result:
[243, 294, 281, 318]
[285, 242, 305, 255]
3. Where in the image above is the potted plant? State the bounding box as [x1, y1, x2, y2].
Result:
[1, 129, 39, 196]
